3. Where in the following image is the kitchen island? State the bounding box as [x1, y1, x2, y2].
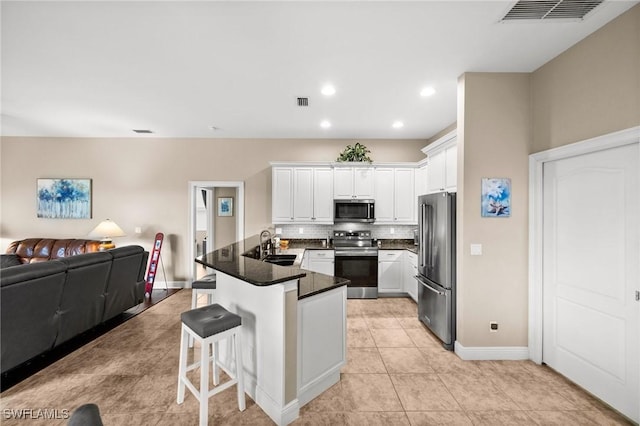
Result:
[195, 236, 348, 425]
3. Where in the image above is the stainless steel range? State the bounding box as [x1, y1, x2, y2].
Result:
[333, 230, 378, 299]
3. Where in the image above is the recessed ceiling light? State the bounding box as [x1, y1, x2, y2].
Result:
[392, 121, 404, 129]
[420, 86, 436, 97]
[321, 85, 336, 96]
[320, 120, 332, 129]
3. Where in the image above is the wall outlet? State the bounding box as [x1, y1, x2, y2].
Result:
[298, 227, 304, 234]
[490, 321, 498, 332]
[275, 227, 282, 235]
[134, 226, 142, 235]
[390, 227, 395, 234]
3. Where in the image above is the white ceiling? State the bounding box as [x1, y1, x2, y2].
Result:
[1, 1, 637, 140]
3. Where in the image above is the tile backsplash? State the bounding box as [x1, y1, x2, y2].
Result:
[277, 224, 417, 240]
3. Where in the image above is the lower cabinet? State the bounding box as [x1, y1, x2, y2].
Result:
[302, 250, 334, 276]
[403, 251, 418, 302]
[378, 250, 403, 293]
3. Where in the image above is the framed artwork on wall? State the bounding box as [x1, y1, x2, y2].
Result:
[217, 197, 233, 217]
[481, 177, 511, 218]
[37, 178, 92, 219]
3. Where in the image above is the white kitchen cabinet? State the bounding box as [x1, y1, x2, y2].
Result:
[423, 131, 457, 194]
[305, 250, 334, 276]
[403, 251, 418, 302]
[373, 168, 394, 221]
[444, 144, 457, 191]
[415, 163, 428, 197]
[394, 168, 415, 222]
[272, 166, 333, 224]
[333, 166, 374, 199]
[293, 168, 313, 220]
[378, 250, 403, 293]
[272, 167, 294, 223]
[312, 168, 334, 222]
[374, 168, 416, 224]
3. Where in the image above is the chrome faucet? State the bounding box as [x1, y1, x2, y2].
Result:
[259, 229, 272, 258]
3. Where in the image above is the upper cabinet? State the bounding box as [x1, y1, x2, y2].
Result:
[374, 168, 416, 224]
[272, 166, 333, 224]
[422, 130, 457, 194]
[415, 162, 428, 197]
[272, 167, 295, 223]
[333, 166, 374, 199]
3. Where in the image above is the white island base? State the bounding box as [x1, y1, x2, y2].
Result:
[210, 271, 347, 425]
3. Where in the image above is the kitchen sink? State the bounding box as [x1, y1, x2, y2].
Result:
[262, 254, 297, 266]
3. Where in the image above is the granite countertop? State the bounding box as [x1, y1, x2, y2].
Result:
[195, 236, 348, 299]
[377, 239, 418, 254]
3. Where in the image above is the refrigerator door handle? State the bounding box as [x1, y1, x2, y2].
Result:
[415, 275, 444, 296]
[419, 204, 426, 268]
[425, 204, 434, 268]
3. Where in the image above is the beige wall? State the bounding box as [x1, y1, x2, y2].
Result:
[455, 4, 639, 348]
[0, 137, 426, 281]
[457, 73, 532, 347]
[214, 186, 238, 249]
[532, 4, 640, 152]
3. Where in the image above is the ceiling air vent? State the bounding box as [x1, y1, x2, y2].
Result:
[297, 97, 309, 107]
[502, 0, 604, 21]
[133, 129, 153, 134]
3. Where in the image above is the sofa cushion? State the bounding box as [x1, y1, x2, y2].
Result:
[0, 254, 22, 269]
[6, 238, 101, 263]
[55, 252, 113, 345]
[1, 261, 68, 373]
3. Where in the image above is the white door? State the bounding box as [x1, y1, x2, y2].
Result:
[543, 143, 639, 422]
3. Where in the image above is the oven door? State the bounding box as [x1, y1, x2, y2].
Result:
[334, 251, 378, 299]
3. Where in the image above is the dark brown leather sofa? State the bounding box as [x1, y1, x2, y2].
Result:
[1, 242, 149, 374]
[5, 238, 102, 264]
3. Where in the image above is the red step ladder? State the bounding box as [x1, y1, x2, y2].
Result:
[145, 232, 166, 298]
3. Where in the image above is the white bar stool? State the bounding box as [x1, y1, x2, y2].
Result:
[177, 304, 245, 426]
[191, 273, 217, 308]
[190, 273, 217, 348]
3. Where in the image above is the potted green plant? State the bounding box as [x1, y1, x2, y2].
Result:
[336, 142, 372, 162]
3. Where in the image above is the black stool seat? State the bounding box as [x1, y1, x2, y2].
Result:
[181, 304, 241, 339]
[192, 274, 216, 289]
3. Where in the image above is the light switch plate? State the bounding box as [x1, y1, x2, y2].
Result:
[470, 244, 482, 256]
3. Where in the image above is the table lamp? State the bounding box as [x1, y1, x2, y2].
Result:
[88, 219, 126, 251]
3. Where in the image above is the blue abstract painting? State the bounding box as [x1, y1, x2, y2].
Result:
[481, 178, 511, 217]
[37, 178, 92, 219]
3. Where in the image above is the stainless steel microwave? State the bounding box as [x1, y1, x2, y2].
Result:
[334, 199, 375, 223]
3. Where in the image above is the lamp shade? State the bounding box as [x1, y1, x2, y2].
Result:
[88, 219, 126, 239]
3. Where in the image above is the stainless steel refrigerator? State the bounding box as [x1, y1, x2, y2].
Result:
[416, 191, 456, 350]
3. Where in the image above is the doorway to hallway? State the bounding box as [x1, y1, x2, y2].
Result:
[188, 181, 244, 285]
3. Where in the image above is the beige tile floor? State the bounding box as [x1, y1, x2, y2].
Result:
[0, 290, 634, 425]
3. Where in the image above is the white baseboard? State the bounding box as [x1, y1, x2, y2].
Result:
[454, 341, 529, 360]
[153, 280, 186, 289]
[298, 366, 342, 407]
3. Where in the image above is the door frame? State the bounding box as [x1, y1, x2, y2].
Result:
[528, 126, 640, 363]
[188, 180, 245, 286]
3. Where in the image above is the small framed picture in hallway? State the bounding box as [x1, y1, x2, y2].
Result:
[217, 197, 233, 217]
